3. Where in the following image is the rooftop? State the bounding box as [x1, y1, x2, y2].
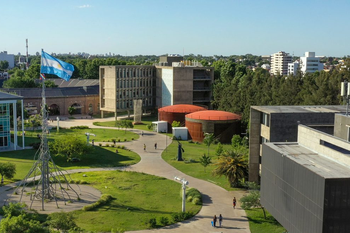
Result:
[252, 105, 346, 114]
[265, 142, 350, 179]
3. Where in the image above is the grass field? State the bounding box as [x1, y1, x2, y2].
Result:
[93, 115, 158, 132]
[0, 145, 140, 184]
[162, 140, 240, 191]
[70, 171, 202, 232]
[16, 127, 139, 147]
[245, 209, 286, 233]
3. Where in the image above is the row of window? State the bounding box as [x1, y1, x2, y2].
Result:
[116, 68, 154, 78]
[116, 98, 154, 109]
[117, 89, 153, 99]
[116, 78, 155, 89]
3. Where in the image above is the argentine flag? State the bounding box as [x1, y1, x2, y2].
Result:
[41, 51, 74, 81]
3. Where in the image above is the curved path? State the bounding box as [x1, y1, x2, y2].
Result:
[28, 117, 251, 232]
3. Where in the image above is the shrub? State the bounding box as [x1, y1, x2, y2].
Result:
[70, 126, 89, 129]
[106, 144, 110, 147]
[99, 143, 102, 146]
[171, 211, 194, 222]
[188, 140, 193, 143]
[121, 145, 125, 149]
[147, 218, 157, 228]
[82, 194, 113, 211]
[29, 142, 40, 149]
[184, 188, 202, 205]
[124, 138, 127, 142]
[147, 123, 152, 130]
[131, 138, 134, 140]
[159, 216, 169, 226]
[117, 138, 121, 142]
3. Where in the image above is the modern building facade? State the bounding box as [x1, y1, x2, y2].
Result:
[287, 60, 299, 76]
[0, 92, 25, 151]
[300, 52, 324, 74]
[99, 65, 156, 119]
[261, 116, 350, 233]
[270, 51, 292, 75]
[249, 105, 346, 183]
[0, 51, 15, 69]
[99, 56, 214, 119]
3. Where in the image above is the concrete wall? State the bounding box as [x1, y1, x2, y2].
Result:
[298, 125, 350, 169]
[173, 67, 193, 105]
[249, 108, 261, 182]
[261, 143, 325, 233]
[161, 68, 173, 107]
[333, 114, 350, 140]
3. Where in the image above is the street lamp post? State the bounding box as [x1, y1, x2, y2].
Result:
[174, 176, 189, 212]
[85, 133, 96, 145]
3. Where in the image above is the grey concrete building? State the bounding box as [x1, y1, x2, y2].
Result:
[249, 105, 347, 183]
[261, 123, 350, 233]
[99, 56, 214, 119]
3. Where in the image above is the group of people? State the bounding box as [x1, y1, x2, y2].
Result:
[212, 214, 223, 227]
[143, 142, 157, 151]
[211, 197, 237, 228]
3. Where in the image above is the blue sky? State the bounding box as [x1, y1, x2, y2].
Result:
[1, 0, 350, 57]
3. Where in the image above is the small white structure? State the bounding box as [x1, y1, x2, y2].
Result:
[300, 52, 323, 75]
[172, 127, 188, 140]
[152, 121, 168, 133]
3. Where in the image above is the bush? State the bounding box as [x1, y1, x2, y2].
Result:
[171, 211, 194, 222]
[70, 126, 89, 129]
[82, 194, 113, 211]
[147, 123, 152, 130]
[131, 138, 134, 140]
[117, 138, 121, 142]
[159, 216, 169, 226]
[106, 144, 110, 147]
[188, 140, 193, 143]
[124, 138, 127, 142]
[184, 188, 202, 205]
[121, 146, 125, 149]
[29, 142, 40, 149]
[147, 218, 157, 228]
[99, 143, 102, 146]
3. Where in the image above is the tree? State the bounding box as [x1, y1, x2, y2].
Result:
[213, 150, 248, 187]
[47, 212, 79, 232]
[0, 60, 9, 70]
[203, 133, 215, 157]
[68, 106, 76, 116]
[215, 142, 224, 157]
[49, 135, 93, 161]
[121, 120, 134, 133]
[171, 121, 181, 127]
[0, 162, 16, 184]
[240, 182, 267, 219]
[28, 114, 42, 131]
[0, 203, 48, 233]
[199, 154, 212, 172]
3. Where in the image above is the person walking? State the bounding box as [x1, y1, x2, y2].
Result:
[213, 215, 217, 227]
[219, 214, 223, 227]
[233, 197, 237, 209]
[154, 142, 157, 150]
[144, 144, 146, 151]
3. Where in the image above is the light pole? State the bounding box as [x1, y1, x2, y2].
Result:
[85, 133, 96, 145]
[174, 176, 189, 212]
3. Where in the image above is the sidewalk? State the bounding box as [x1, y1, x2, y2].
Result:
[48, 119, 251, 232]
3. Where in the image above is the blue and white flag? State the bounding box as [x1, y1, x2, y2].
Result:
[41, 51, 74, 81]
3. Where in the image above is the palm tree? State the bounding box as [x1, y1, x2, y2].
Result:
[212, 149, 248, 187]
[203, 133, 215, 157]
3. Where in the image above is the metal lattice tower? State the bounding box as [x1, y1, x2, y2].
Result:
[12, 81, 80, 210]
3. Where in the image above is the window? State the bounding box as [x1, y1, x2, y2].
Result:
[261, 113, 270, 127]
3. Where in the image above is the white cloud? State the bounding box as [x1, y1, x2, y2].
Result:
[78, 4, 92, 8]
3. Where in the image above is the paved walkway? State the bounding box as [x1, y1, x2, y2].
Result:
[52, 117, 250, 233]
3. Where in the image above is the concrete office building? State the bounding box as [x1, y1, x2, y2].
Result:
[287, 60, 299, 76]
[300, 52, 324, 74]
[249, 105, 346, 183]
[0, 51, 15, 69]
[270, 51, 292, 75]
[99, 55, 214, 119]
[261, 114, 350, 233]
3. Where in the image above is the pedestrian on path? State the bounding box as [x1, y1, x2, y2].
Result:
[219, 214, 223, 227]
[154, 142, 157, 149]
[141, 131, 144, 136]
[213, 215, 217, 227]
[144, 144, 146, 151]
[233, 197, 237, 209]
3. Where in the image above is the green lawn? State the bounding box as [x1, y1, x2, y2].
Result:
[93, 115, 158, 132]
[245, 209, 286, 233]
[16, 128, 139, 147]
[162, 140, 239, 191]
[0, 145, 140, 183]
[70, 171, 201, 232]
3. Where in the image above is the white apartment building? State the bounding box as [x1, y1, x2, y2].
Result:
[300, 52, 323, 74]
[270, 51, 292, 75]
[0, 51, 15, 69]
[287, 61, 299, 76]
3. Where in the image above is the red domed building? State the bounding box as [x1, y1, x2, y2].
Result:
[158, 104, 206, 132]
[185, 110, 241, 143]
